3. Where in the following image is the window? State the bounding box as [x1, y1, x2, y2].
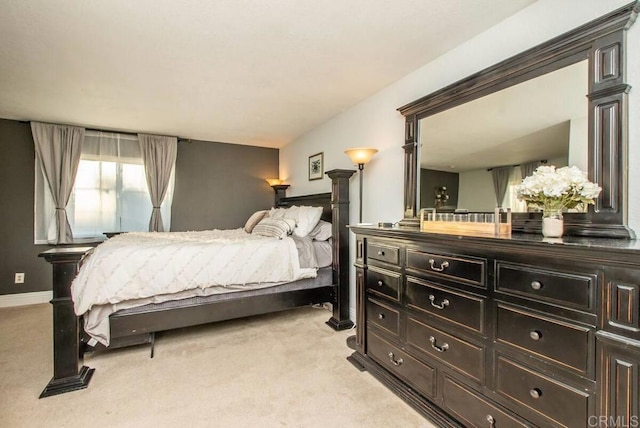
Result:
[34, 131, 174, 244]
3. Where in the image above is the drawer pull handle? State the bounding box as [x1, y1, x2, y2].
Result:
[377, 250, 385, 256]
[429, 336, 449, 352]
[388, 352, 403, 366]
[428, 259, 449, 272]
[378, 313, 385, 320]
[529, 330, 542, 341]
[529, 388, 542, 399]
[377, 280, 383, 287]
[530, 280, 543, 290]
[428, 294, 450, 310]
[486, 415, 496, 427]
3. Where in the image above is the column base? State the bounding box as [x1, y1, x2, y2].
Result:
[40, 365, 94, 398]
[325, 317, 354, 331]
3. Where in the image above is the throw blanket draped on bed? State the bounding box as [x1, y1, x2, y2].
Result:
[71, 229, 317, 345]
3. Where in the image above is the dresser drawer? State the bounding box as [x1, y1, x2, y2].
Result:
[367, 241, 400, 266]
[496, 356, 590, 428]
[496, 304, 592, 375]
[406, 249, 485, 287]
[367, 266, 401, 302]
[406, 277, 485, 334]
[442, 376, 529, 428]
[366, 298, 400, 337]
[496, 262, 596, 310]
[367, 331, 436, 399]
[406, 316, 484, 383]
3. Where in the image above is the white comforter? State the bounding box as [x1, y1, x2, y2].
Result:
[71, 229, 317, 345]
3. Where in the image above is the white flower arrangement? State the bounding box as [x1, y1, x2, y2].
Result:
[516, 165, 601, 212]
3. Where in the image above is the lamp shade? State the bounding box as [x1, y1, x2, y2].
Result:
[344, 147, 378, 165]
[265, 178, 283, 186]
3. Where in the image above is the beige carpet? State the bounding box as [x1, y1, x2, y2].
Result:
[0, 304, 436, 428]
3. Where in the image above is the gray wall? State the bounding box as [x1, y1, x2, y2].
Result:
[420, 168, 459, 209]
[0, 119, 54, 295]
[171, 139, 278, 231]
[0, 119, 279, 295]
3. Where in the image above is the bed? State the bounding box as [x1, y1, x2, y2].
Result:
[38, 169, 355, 398]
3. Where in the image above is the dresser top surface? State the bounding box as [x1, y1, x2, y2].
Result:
[349, 225, 640, 255]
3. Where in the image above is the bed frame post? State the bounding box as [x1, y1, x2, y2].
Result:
[38, 247, 95, 398]
[325, 169, 356, 330]
[271, 184, 290, 206]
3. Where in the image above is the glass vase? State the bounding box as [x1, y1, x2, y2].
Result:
[542, 209, 564, 238]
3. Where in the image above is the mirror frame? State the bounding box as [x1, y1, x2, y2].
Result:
[398, 1, 639, 239]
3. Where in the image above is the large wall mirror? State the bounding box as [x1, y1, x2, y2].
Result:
[398, 2, 639, 238]
[418, 60, 587, 214]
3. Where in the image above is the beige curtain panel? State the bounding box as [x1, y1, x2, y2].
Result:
[138, 134, 177, 232]
[31, 122, 85, 244]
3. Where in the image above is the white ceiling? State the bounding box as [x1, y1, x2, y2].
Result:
[420, 60, 588, 172]
[0, 0, 534, 148]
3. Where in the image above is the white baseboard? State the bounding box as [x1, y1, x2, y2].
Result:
[0, 291, 52, 308]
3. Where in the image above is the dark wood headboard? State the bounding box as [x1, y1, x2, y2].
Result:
[276, 192, 332, 222]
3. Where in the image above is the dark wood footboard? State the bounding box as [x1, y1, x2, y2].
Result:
[276, 169, 355, 329]
[38, 247, 95, 398]
[324, 169, 355, 330]
[39, 168, 355, 397]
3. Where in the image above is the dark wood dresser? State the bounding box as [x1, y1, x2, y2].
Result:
[348, 226, 640, 427]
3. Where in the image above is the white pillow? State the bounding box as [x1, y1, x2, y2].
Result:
[268, 205, 323, 238]
[252, 218, 295, 239]
[308, 220, 332, 241]
[243, 210, 267, 233]
[267, 207, 289, 220]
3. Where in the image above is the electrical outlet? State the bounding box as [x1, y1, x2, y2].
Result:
[14, 273, 24, 284]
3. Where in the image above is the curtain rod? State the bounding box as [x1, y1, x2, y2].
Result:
[20, 120, 186, 141]
[486, 159, 547, 172]
[88, 127, 187, 141]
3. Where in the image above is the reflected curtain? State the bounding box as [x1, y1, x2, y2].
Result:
[138, 134, 177, 232]
[31, 122, 85, 244]
[491, 166, 512, 208]
[521, 160, 540, 179]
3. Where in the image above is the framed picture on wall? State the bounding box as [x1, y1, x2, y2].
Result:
[308, 152, 324, 180]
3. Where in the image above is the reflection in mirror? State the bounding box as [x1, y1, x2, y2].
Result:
[418, 60, 587, 214]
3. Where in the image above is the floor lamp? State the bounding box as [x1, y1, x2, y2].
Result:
[344, 147, 377, 351]
[344, 148, 378, 223]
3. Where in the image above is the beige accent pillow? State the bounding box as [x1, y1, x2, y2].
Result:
[252, 218, 295, 239]
[243, 210, 267, 233]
